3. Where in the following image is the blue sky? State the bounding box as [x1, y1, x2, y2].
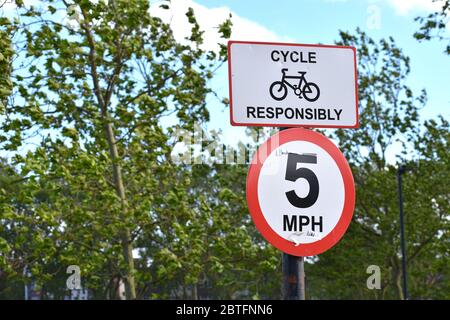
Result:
[160, 0, 449, 149]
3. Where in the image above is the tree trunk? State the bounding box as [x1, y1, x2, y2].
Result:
[391, 256, 404, 300]
[78, 2, 136, 299]
[396, 271, 404, 300]
[192, 283, 198, 300]
[104, 121, 136, 300]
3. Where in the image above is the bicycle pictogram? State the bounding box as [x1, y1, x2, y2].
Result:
[269, 68, 320, 102]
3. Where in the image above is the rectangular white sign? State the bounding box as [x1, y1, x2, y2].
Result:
[228, 41, 359, 128]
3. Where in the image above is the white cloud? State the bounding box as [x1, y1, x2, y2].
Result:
[322, 0, 446, 15]
[149, 0, 292, 52]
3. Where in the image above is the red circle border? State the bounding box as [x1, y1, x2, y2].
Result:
[246, 128, 355, 256]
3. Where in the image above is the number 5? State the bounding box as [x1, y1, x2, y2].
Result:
[285, 153, 319, 208]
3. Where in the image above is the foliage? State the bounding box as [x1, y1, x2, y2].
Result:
[414, 0, 450, 54]
[305, 30, 449, 300]
[0, 0, 232, 299]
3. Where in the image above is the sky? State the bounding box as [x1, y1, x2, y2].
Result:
[151, 0, 450, 153]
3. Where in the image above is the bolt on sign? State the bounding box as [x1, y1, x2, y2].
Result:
[228, 41, 359, 128]
[246, 128, 355, 256]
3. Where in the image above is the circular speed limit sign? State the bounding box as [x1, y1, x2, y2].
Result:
[247, 128, 355, 256]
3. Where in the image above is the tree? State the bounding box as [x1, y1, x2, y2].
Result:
[0, 10, 13, 111]
[0, 0, 230, 299]
[406, 116, 449, 299]
[305, 29, 448, 299]
[134, 126, 281, 299]
[414, 0, 450, 54]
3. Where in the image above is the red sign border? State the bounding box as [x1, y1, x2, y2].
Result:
[228, 40, 359, 128]
[246, 128, 356, 256]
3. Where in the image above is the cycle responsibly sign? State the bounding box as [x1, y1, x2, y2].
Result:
[228, 41, 359, 128]
[246, 128, 355, 256]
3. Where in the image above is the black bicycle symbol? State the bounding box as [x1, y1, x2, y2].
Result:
[269, 68, 320, 102]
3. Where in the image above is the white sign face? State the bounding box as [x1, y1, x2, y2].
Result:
[228, 41, 359, 128]
[246, 128, 355, 256]
[258, 140, 345, 244]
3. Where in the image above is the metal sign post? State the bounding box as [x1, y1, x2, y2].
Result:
[282, 254, 305, 300]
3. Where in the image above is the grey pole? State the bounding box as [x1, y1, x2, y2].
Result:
[282, 254, 305, 300]
[23, 265, 28, 301]
[397, 165, 409, 300]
